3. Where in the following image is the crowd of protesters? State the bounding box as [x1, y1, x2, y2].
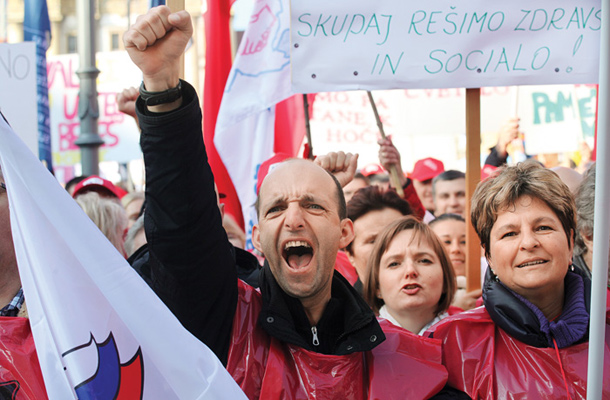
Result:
[0, 5, 608, 400]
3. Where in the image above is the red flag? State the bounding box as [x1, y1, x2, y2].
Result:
[203, 0, 243, 227]
[274, 95, 310, 156]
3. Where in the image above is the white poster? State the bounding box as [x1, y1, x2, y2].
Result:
[47, 51, 143, 182]
[518, 84, 596, 155]
[290, 1, 601, 92]
[0, 42, 38, 156]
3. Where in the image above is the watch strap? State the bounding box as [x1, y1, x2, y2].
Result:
[139, 80, 183, 106]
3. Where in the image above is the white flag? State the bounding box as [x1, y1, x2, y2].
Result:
[0, 117, 246, 399]
[214, 0, 294, 251]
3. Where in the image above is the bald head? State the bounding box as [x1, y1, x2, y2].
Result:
[255, 159, 346, 220]
[550, 166, 582, 194]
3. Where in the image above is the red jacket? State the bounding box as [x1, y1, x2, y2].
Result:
[0, 317, 47, 399]
[427, 307, 610, 399]
[227, 280, 449, 399]
[334, 251, 359, 285]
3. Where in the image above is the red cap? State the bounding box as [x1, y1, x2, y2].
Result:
[409, 157, 445, 182]
[256, 153, 292, 194]
[481, 164, 499, 181]
[360, 163, 386, 177]
[72, 175, 127, 199]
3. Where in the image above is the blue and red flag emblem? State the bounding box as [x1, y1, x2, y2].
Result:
[63, 333, 143, 400]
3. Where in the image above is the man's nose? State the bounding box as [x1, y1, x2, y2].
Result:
[284, 203, 305, 230]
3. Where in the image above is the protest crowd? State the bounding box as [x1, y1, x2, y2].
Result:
[0, 4, 609, 400]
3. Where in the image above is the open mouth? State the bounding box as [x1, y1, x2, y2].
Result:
[402, 283, 422, 294]
[517, 260, 547, 268]
[283, 240, 313, 270]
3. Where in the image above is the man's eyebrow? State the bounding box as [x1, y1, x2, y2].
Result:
[264, 196, 287, 209]
[300, 194, 317, 203]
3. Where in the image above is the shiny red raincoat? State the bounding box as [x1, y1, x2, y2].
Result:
[334, 251, 359, 285]
[227, 281, 449, 399]
[0, 317, 47, 399]
[427, 307, 610, 399]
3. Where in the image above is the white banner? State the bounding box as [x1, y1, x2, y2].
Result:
[290, 1, 601, 92]
[0, 43, 38, 156]
[0, 116, 246, 399]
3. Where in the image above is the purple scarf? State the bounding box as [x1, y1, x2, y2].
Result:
[506, 271, 589, 348]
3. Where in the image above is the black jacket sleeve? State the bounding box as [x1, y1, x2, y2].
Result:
[134, 81, 237, 365]
[484, 146, 508, 167]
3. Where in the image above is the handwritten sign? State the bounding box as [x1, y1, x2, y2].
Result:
[0, 43, 38, 156]
[290, 1, 601, 92]
[47, 52, 143, 181]
[519, 84, 596, 154]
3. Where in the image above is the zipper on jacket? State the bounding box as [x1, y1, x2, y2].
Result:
[311, 326, 320, 346]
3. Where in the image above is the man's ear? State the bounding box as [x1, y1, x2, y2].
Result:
[252, 224, 263, 254]
[339, 218, 355, 249]
[218, 203, 225, 220]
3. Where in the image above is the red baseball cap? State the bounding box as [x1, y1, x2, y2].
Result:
[409, 157, 445, 182]
[481, 164, 499, 181]
[72, 175, 127, 199]
[256, 153, 292, 194]
[360, 163, 386, 177]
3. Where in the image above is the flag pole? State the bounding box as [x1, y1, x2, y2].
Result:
[586, 0, 610, 397]
[465, 88, 481, 292]
[366, 91, 404, 197]
[74, 0, 103, 176]
[303, 94, 314, 160]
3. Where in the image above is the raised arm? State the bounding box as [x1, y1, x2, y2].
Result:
[125, 6, 237, 365]
[378, 137, 426, 219]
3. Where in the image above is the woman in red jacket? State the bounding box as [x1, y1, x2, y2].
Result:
[363, 216, 457, 335]
[426, 160, 610, 399]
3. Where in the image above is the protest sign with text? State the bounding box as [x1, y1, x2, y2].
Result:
[47, 52, 142, 182]
[290, 1, 601, 92]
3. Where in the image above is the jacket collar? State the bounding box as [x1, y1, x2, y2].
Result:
[257, 262, 385, 354]
[482, 265, 592, 348]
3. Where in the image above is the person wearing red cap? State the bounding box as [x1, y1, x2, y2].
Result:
[71, 175, 127, 201]
[409, 157, 445, 216]
[360, 163, 390, 190]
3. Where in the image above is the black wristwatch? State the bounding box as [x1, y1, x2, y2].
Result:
[139, 80, 183, 106]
